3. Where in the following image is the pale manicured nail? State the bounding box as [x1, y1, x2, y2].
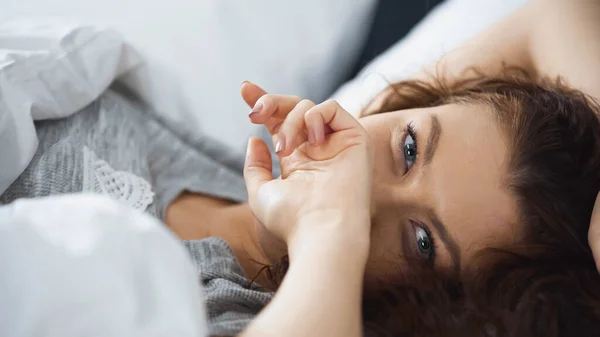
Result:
[249, 102, 263, 118]
[275, 134, 286, 154]
[315, 121, 325, 144]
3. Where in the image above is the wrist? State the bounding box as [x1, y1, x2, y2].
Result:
[288, 210, 371, 264]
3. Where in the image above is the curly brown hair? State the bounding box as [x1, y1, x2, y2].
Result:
[358, 68, 600, 337]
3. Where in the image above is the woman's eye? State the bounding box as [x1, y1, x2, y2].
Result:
[415, 226, 434, 260]
[403, 130, 417, 170]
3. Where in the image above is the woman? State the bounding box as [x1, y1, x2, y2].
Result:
[174, 0, 600, 335]
[2, 0, 600, 336]
[209, 0, 600, 335]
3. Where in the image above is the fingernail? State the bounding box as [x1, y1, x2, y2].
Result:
[315, 122, 325, 144]
[249, 102, 263, 118]
[308, 129, 316, 145]
[275, 134, 286, 154]
[241, 80, 249, 87]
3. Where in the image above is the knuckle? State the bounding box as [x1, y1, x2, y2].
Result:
[304, 108, 320, 120]
[257, 94, 271, 107]
[323, 99, 340, 108]
[298, 99, 315, 107]
[271, 121, 283, 134]
[304, 108, 317, 116]
[258, 93, 271, 102]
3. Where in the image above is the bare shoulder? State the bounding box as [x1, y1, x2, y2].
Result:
[529, 0, 600, 101]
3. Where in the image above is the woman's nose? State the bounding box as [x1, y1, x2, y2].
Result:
[371, 180, 397, 214]
[371, 178, 423, 215]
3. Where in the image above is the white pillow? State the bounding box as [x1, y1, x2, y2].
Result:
[0, 0, 377, 150]
[332, 0, 530, 116]
[0, 19, 142, 195]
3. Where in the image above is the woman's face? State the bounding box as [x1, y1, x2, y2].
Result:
[358, 103, 520, 281]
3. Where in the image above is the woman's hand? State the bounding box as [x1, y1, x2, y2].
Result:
[242, 83, 374, 256]
[242, 81, 310, 155]
[589, 192, 600, 272]
[239, 82, 373, 337]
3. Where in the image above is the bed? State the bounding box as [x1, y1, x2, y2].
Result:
[0, 1, 529, 336]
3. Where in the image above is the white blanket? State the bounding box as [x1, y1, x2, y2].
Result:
[0, 194, 207, 337]
[0, 19, 142, 195]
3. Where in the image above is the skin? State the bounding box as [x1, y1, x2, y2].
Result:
[358, 103, 518, 278]
[590, 193, 600, 273]
[168, 98, 519, 286]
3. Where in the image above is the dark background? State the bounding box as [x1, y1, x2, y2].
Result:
[348, 0, 445, 79]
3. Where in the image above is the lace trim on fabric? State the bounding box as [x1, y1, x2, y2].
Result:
[82, 146, 154, 210]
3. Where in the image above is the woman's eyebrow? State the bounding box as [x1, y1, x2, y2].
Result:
[423, 114, 441, 166]
[428, 210, 462, 272]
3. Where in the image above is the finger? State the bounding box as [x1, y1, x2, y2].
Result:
[240, 81, 267, 108]
[244, 137, 273, 203]
[304, 114, 335, 146]
[250, 94, 303, 134]
[305, 106, 325, 146]
[241, 82, 280, 130]
[306, 99, 365, 140]
[299, 100, 371, 162]
[275, 99, 316, 157]
[589, 192, 600, 272]
[240, 81, 302, 126]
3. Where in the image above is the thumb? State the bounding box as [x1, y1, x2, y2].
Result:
[589, 192, 600, 273]
[244, 137, 273, 200]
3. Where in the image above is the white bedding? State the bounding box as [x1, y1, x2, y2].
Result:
[0, 194, 207, 337]
[0, 1, 529, 335]
[0, 19, 141, 195]
[0, 0, 377, 150]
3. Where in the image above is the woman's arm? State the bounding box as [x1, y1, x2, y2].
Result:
[417, 0, 600, 100]
[240, 219, 369, 337]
